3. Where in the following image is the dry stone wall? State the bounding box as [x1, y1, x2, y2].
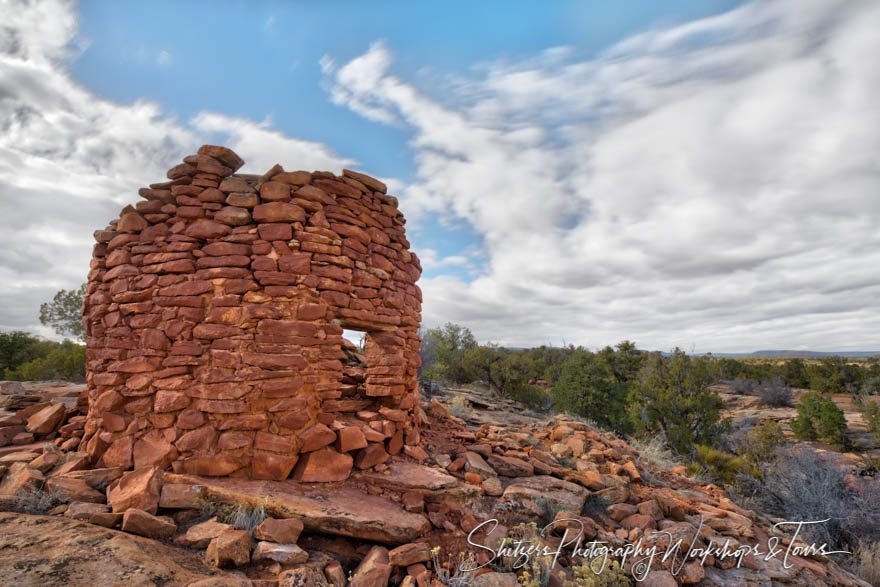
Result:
[80, 145, 422, 482]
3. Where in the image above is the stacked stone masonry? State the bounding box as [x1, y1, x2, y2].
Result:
[80, 145, 422, 482]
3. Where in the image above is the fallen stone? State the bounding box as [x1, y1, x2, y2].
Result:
[26, 403, 67, 435]
[252, 541, 308, 564]
[355, 461, 458, 491]
[487, 455, 534, 477]
[107, 467, 163, 514]
[89, 511, 123, 528]
[45, 476, 106, 503]
[205, 529, 251, 568]
[463, 451, 496, 477]
[350, 545, 391, 587]
[388, 542, 431, 567]
[253, 517, 303, 544]
[164, 473, 431, 544]
[0, 512, 229, 585]
[177, 517, 233, 549]
[501, 475, 589, 517]
[64, 501, 109, 520]
[159, 482, 203, 509]
[0, 463, 43, 496]
[290, 448, 352, 482]
[121, 508, 177, 539]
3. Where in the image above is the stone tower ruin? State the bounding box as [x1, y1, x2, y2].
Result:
[80, 145, 422, 482]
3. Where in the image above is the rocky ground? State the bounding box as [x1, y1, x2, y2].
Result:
[0, 380, 872, 586]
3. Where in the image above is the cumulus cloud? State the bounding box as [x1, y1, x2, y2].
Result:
[323, 0, 880, 352]
[0, 0, 354, 337]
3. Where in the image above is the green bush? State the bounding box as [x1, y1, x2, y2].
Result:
[628, 349, 727, 455]
[552, 349, 631, 434]
[0, 331, 56, 374]
[741, 418, 784, 465]
[790, 391, 848, 449]
[695, 444, 753, 486]
[4, 340, 85, 382]
[858, 394, 880, 444]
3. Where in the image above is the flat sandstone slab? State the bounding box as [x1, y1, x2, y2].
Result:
[353, 461, 459, 490]
[165, 473, 431, 544]
[0, 512, 227, 586]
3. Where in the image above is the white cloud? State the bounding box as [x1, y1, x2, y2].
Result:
[0, 0, 356, 338]
[156, 50, 172, 67]
[324, 0, 880, 352]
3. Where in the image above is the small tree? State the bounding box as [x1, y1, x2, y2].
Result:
[628, 348, 727, 456]
[858, 393, 880, 444]
[782, 358, 810, 388]
[552, 349, 631, 433]
[790, 391, 848, 449]
[420, 322, 477, 384]
[39, 284, 86, 341]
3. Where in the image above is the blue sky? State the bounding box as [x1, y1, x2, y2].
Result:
[70, 0, 739, 279]
[2, 0, 879, 352]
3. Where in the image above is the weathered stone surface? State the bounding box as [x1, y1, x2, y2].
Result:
[350, 545, 391, 587]
[45, 476, 106, 503]
[291, 448, 352, 482]
[121, 508, 177, 539]
[501, 476, 589, 516]
[164, 473, 431, 544]
[487, 455, 534, 477]
[252, 541, 308, 564]
[0, 512, 226, 585]
[0, 462, 42, 496]
[177, 517, 232, 549]
[253, 517, 303, 544]
[26, 403, 66, 435]
[107, 467, 163, 514]
[205, 529, 251, 568]
[356, 461, 458, 490]
[388, 542, 431, 567]
[64, 501, 110, 520]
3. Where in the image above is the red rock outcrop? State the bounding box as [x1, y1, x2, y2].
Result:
[80, 145, 422, 481]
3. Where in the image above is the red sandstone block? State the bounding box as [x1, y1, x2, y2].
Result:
[254, 431, 296, 454]
[258, 223, 293, 241]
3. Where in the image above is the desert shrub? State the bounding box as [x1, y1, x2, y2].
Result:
[563, 559, 632, 587]
[790, 391, 848, 449]
[448, 395, 473, 419]
[781, 358, 810, 388]
[197, 496, 267, 532]
[757, 377, 793, 407]
[857, 393, 880, 443]
[7, 486, 63, 514]
[628, 349, 727, 456]
[740, 419, 784, 465]
[752, 448, 880, 551]
[4, 340, 86, 382]
[432, 547, 476, 587]
[807, 356, 864, 395]
[420, 323, 478, 384]
[729, 378, 757, 395]
[694, 445, 753, 486]
[628, 434, 680, 471]
[505, 380, 549, 411]
[852, 541, 880, 587]
[552, 350, 631, 434]
[517, 557, 552, 587]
